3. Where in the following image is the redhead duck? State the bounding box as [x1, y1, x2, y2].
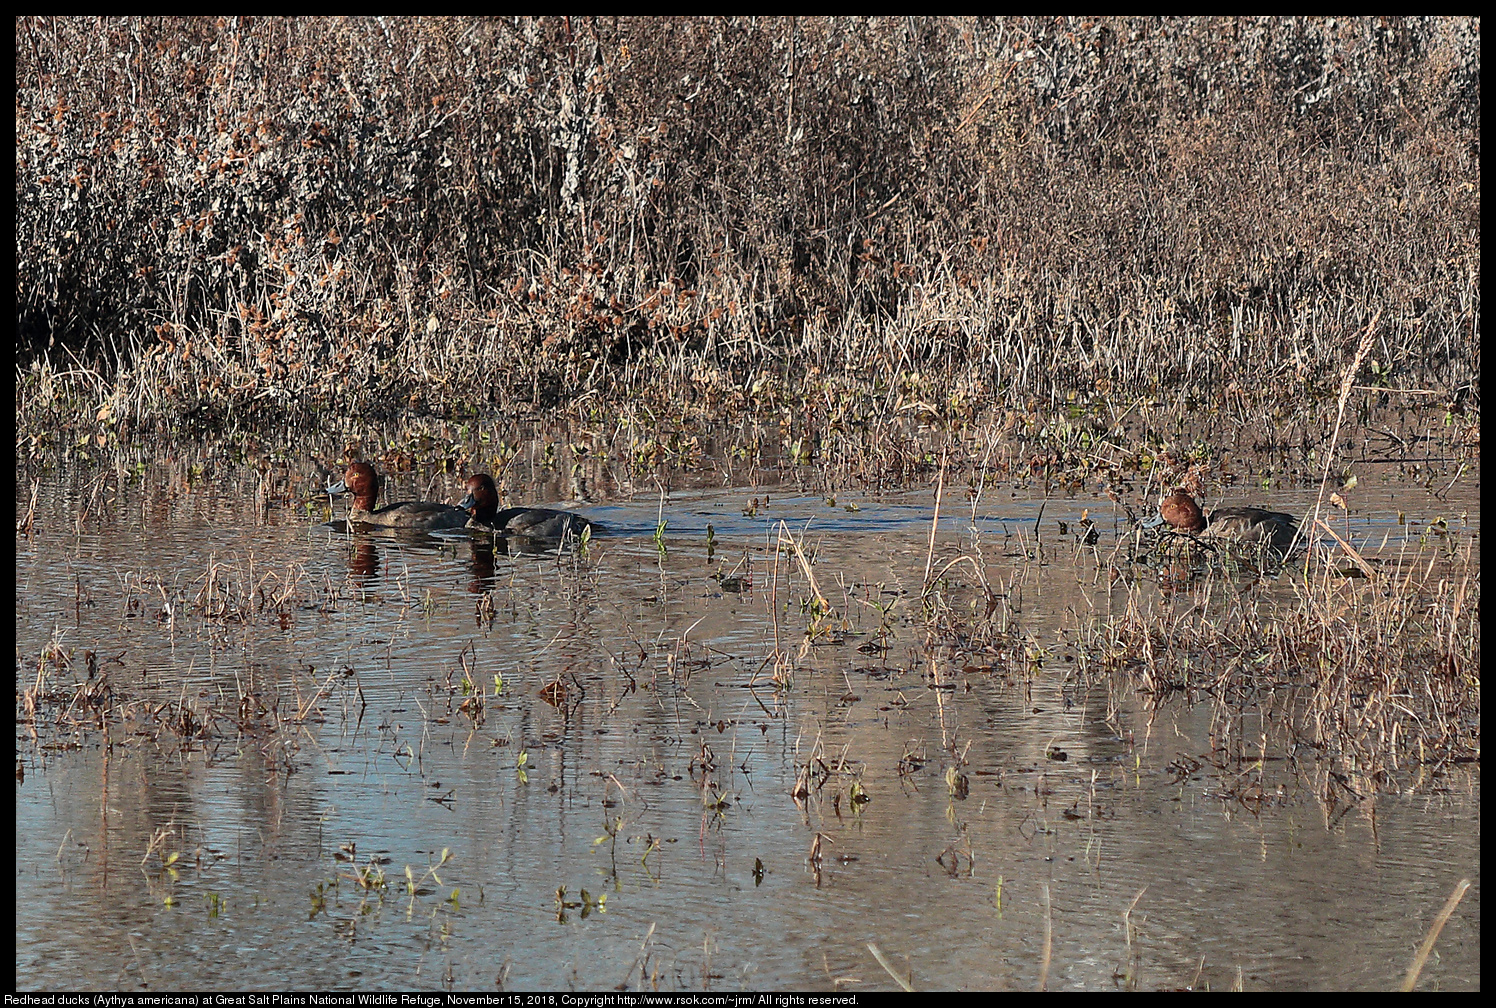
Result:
[457, 473, 501, 526]
[459, 474, 595, 540]
[326, 462, 470, 530]
[1157, 490, 1299, 550]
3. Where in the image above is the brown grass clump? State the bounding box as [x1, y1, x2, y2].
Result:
[1100, 551, 1476, 770]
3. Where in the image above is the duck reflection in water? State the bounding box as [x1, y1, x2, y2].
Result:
[340, 534, 506, 594]
[348, 537, 381, 584]
[467, 538, 496, 593]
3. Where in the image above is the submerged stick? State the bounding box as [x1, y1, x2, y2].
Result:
[1400, 878, 1471, 991]
[777, 521, 828, 612]
[1038, 881, 1053, 991]
[922, 447, 948, 589]
[1313, 518, 1378, 581]
[1303, 311, 1381, 554]
[867, 943, 914, 992]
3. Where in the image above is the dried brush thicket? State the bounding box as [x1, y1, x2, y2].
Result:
[16, 16, 1480, 438]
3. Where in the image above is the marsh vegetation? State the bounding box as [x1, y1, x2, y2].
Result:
[15, 16, 1479, 992]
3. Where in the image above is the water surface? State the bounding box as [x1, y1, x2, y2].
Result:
[16, 459, 1480, 991]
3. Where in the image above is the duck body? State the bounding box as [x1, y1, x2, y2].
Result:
[1159, 491, 1298, 550]
[1200, 506, 1300, 547]
[491, 506, 594, 539]
[459, 474, 594, 540]
[327, 462, 471, 530]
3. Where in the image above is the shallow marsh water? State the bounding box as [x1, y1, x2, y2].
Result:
[16, 458, 1480, 991]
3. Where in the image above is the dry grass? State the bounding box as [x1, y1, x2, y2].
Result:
[15, 17, 1479, 445]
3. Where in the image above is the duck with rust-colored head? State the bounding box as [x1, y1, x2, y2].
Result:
[459, 474, 595, 540]
[327, 461, 471, 530]
[1158, 490, 1299, 550]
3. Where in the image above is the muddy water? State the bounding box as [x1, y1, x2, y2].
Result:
[15, 460, 1480, 991]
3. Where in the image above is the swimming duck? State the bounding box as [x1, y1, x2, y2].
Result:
[457, 473, 500, 526]
[326, 462, 471, 530]
[459, 474, 595, 540]
[1157, 490, 1300, 550]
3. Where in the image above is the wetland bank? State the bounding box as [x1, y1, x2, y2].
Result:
[16, 17, 1479, 992]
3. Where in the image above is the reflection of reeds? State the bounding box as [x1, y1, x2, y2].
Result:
[17, 625, 357, 759]
[1076, 538, 1479, 773]
[16, 545, 358, 765]
[16, 480, 39, 534]
[192, 551, 310, 623]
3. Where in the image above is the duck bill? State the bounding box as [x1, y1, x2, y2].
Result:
[326, 479, 348, 495]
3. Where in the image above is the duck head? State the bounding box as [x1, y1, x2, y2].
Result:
[327, 462, 380, 511]
[1159, 490, 1207, 533]
[458, 474, 500, 525]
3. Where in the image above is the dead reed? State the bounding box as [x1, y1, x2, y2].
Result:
[14, 18, 1479, 448]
